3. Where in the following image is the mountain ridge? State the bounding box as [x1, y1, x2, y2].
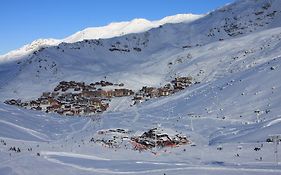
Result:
[0, 14, 203, 62]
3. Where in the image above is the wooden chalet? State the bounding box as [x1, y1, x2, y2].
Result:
[30, 100, 40, 107]
[158, 88, 170, 96]
[172, 76, 193, 89]
[114, 89, 134, 97]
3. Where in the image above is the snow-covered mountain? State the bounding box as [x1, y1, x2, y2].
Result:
[64, 14, 203, 43]
[1, 0, 281, 174]
[0, 14, 202, 62]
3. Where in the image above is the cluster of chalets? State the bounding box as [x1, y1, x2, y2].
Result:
[91, 128, 190, 152]
[5, 80, 133, 116]
[131, 128, 190, 151]
[5, 76, 194, 116]
[132, 76, 194, 105]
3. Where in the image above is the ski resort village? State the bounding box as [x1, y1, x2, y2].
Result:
[1, 0, 281, 174]
[4, 76, 193, 115]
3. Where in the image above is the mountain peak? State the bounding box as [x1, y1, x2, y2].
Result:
[0, 14, 202, 62]
[0, 38, 60, 62]
[63, 14, 203, 43]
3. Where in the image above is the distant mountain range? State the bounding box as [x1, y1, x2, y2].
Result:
[0, 14, 202, 62]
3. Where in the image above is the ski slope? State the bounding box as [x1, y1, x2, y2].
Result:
[1, 0, 281, 174]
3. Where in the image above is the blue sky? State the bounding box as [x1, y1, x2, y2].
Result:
[0, 0, 234, 55]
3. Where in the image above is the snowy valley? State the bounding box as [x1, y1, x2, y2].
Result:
[1, 0, 281, 174]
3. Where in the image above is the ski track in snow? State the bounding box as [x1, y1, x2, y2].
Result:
[42, 152, 281, 174]
[0, 119, 49, 141]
